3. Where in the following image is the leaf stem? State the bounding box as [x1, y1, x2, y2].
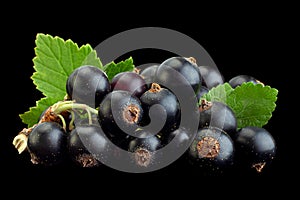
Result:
[52, 100, 98, 115]
[69, 110, 75, 131]
[57, 114, 67, 131]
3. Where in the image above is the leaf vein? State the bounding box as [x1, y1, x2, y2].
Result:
[33, 60, 66, 80]
[40, 36, 68, 76]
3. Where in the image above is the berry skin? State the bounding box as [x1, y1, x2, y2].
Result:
[66, 65, 111, 108]
[128, 131, 162, 168]
[98, 90, 144, 147]
[166, 127, 191, 146]
[228, 74, 263, 88]
[233, 126, 276, 173]
[196, 86, 209, 101]
[140, 83, 180, 135]
[110, 71, 147, 97]
[198, 65, 224, 89]
[67, 124, 108, 167]
[164, 127, 193, 155]
[199, 100, 237, 136]
[154, 56, 202, 94]
[139, 64, 159, 88]
[27, 122, 67, 166]
[188, 127, 235, 173]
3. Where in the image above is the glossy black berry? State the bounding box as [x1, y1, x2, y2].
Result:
[228, 75, 263, 88]
[27, 122, 67, 166]
[67, 124, 108, 167]
[196, 86, 209, 101]
[234, 126, 276, 173]
[139, 64, 159, 88]
[111, 71, 147, 97]
[66, 65, 111, 108]
[198, 65, 224, 89]
[199, 100, 237, 136]
[154, 56, 202, 94]
[98, 90, 144, 147]
[188, 127, 235, 173]
[128, 132, 162, 168]
[165, 127, 193, 153]
[140, 83, 180, 135]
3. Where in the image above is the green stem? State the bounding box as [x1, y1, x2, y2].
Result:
[57, 114, 67, 131]
[51, 100, 99, 129]
[69, 110, 75, 131]
[52, 101, 98, 115]
[86, 108, 92, 125]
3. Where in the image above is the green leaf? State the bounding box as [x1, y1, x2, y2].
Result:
[31, 33, 102, 99]
[200, 82, 278, 129]
[20, 33, 103, 127]
[226, 82, 278, 129]
[19, 97, 56, 128]
[103, 57, 135, 80]
[200, 83, 234, 104]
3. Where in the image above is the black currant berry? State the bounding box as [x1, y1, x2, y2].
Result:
[154, 56, 202, 94]
[98, 90, 144, 147]
[228, 75, 263, 88]
[67, 124, 108, 167]
[140, 83, 180, 135]
[139, 64, 159, 88]
[196, 86, 209, 101]
[165, 127, 193, 151]
[234, 126, 276, 173]
[162, 127, 196, 167]
[111, 71, 147, 97]
[66, 65, 111, 108]
[128, 132, 162, 168]
[27, 122, 67, 166]
[188, 127, 235, 173]
[199, 100, 237, 136]
[198, 65, 224, 89]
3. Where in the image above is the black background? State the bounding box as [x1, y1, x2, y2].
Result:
[2, 4, 296, 195]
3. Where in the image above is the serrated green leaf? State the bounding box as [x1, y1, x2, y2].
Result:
[200, 83, 234, 104]
[103, 57, 135, 80]
[226, 82, 278, 129]
[19, 97, 57, 128]
[31, 33, 102, 99]
[20, 33, 103, 127]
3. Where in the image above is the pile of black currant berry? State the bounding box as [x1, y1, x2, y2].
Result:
[13, 56, 277, 174]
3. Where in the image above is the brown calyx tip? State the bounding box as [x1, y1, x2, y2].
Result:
[199, 99, 213, 112]
[256, 80, 265, 86]
[252, 162, 266, 173]
[149, 83, 161, 93]
[187, 57, 197, 65]
[76, 153, 99, 168]
[134, 148, 152, 167]
[133, 68, 141, 74]
[19, 127, 33, 136]
[123, 104, 140, 124]
[39, 106, 60, 124]
[197, 136, 220, 158]
[29, 152, 40, 164]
